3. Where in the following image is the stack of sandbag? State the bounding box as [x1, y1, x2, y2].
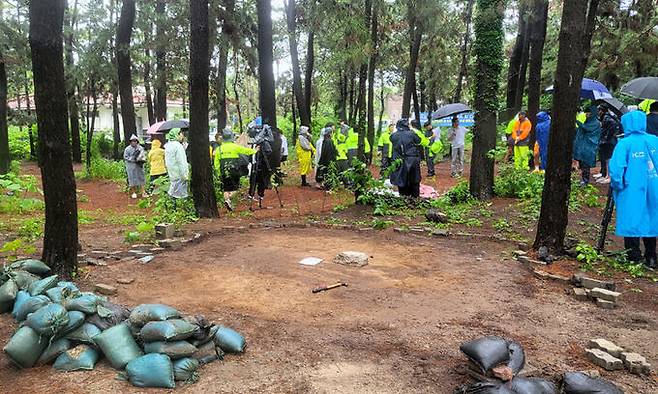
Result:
[1, 259, 247, 389]
[456, 336, 623, 394]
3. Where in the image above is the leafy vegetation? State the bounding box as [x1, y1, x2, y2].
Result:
[575, 242, 652, 279]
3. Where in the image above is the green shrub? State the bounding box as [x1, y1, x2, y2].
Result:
[8, 126, 35, 161]
[86, 158, 126, 181]
[494, 165, 544, 199]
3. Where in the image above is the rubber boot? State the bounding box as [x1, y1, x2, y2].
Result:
[301, 175, 308, 187]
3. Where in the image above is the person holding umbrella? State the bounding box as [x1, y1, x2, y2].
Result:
[609, 110, 658, 269]
[573, 105, 602, 186]
[447, 116, 467, 177]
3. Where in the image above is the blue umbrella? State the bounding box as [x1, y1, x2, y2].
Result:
[545, 78, 612, 100]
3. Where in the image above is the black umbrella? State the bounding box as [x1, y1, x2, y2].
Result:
[620, 77, 658, 100]
[146, 119, 190, 135]
[596, 97, 628, 116]
[431, 103, 472, 120]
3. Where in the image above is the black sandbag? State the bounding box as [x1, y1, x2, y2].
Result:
[37, 338, 73, 365]
[9, 270, 40, 290]
[563, 372, 623, 394]
[0, 279, 18, 313]
[124, 353, 175, 389]
[456, 382, 515, 394]
[65, 322, 101, 345]
[11, 290, 30, 318]
[509, 377, 557, 394]
[173, 357, 200, 382]
[144, 341, 198, 360]
[93, 323, 142, 369]
[129, 304, 179, 327]
[9, 259, 51, 276]
[507, 341, 525, 374]
[53, 344, 100, 371]
[14, 294, 51, 321]
[26, 303, 70, 337]
[140, 319, 198, 342]
[28, 274, 59, 296]
[86, 301, 130, 330]
[460, 336, 511, 373]
[3, 326, 48, 368]
[61, 292, 105, 314]
[54, 311, 86, 339]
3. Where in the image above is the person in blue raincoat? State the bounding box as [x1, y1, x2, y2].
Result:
[534, 111, 551, 171]
[573, 105, 601, 186]
[609, 111, 658, 269]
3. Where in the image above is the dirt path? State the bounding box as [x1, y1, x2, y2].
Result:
[1, 227, 655, 393]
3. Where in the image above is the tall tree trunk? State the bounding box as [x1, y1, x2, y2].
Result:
[366, 0, 378, 163]
[411, 74, 420, 123]
[111, 82, 120, 159]
[534, 0, 600, 252]
[356, 0, 372, 162]
[215, 0, 234, 131]
[29, 0, 79, 277]
[232, 51, 243, 132]
[144, 48, 155, 126]
[189, 0, 218, 218]
[514, 20, 531, 111]
[291, 91, 298, 143]
[469, 0, 505, 200]
[24, 82, 36, 160]
[348, 70, 356, 124]
[284, 0, 310, 127]
[116, 0, 137, 145]
[0, 49, 8, 175]
[454, 0, 475, 103]
[256, 0, 281, 165]
[336, 70, 347, 120]
[86, 78, 97, 174]
[419, 78, 426, 113]
[377, 72, 385, 137]
[402, 13, 422, 119]
[526, 0, 549, 150]
[303, 0, 316, 121]
[64, 0, 81, 163]
[505, 2, 528, 116]
[154, 0, 167, 120]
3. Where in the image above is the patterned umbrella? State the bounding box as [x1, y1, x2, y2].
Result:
[146, 119, 189, 135]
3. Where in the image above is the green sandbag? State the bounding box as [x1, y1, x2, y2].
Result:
[129, 304, 180, 327]
[93, 323, 142, 369]
[28, 275, 59, 296]
[14, 295, 51, 321]
[0, 279, 18, 313]
[26, 303, 70, 338]
[144, 341, 198, 360]
[37, 338, 72, 365]
[65, 322, 101, 345]
[173, 357, 200, 382]
[62, 293, 105, 314]
[9, 259, 51, 276]
[46, 284, 80, 303]
[10, 270, 40, 290]
[3, 326, 48, 368]
[11, 290, 30, 318]
[213, 326, 246, 353]
[140, 319, 198, 342]
[125, 353, 175, 389]
[54, 310, 86, 339]
[53, 344, 100, 371]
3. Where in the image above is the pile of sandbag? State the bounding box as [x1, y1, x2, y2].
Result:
[456, 336, 623, 394]
[0, 259, 246, 389]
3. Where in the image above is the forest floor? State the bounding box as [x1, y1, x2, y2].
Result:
[0, 160, 656, 393]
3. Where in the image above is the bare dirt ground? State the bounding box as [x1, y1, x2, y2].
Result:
[1, 160, 657, 393]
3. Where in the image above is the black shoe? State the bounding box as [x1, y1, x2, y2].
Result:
[224, 200, 234, 212]
[645, 257, 656, 270]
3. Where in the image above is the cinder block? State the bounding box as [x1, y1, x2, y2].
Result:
[588, 338, 624, 358]
[590, 287, 621, 303]
[621, 352, 651, 374]
[585, 348, 623, 371]
[155, 223, 175, 240]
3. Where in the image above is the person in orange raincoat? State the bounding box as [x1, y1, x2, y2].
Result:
[511, 111, 532, 170]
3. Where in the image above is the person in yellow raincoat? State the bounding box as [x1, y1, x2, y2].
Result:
[214, 129, 256, 211]
[147, 138, 167, 194]
[378, 124, 394, 173]
[639, 99, 656, 114]
[296, 126, 316, 187]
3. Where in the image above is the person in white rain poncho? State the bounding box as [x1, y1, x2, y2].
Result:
[164, 129, 189, 200]
[124, 134, 146, 199]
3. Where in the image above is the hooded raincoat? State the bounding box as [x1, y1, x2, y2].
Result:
[609, 111, 658, 237]
[165, 131, 189, 199]
[124, 140, 146, 187]
[296, 127, 316, 176]
[148, 139, 167, 176]
[573, 109, 602, 167]
[535, 112, 551, 170]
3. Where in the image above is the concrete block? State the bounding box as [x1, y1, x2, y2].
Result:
[94, 283, 117, 296]
[620, 352, 651, 374]
[333, 251, 369, 267]
[573, 287, 589, 301]
[155, 223, 175, 240]
[431, 228, 449, 237]
[116, 278, 134, 284]
[572, 273, 616, 291]
[585, 348, 623, 370]
[590, 287, 621, 303]
[596, 298, 616, 309]
[157, 239, 182, 250]
[513, 250, 528, 256]
[588, 338, 624, 358]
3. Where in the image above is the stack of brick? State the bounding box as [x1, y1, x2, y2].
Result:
[585, 338, 651, 374]
[570, 274, 621, 309]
